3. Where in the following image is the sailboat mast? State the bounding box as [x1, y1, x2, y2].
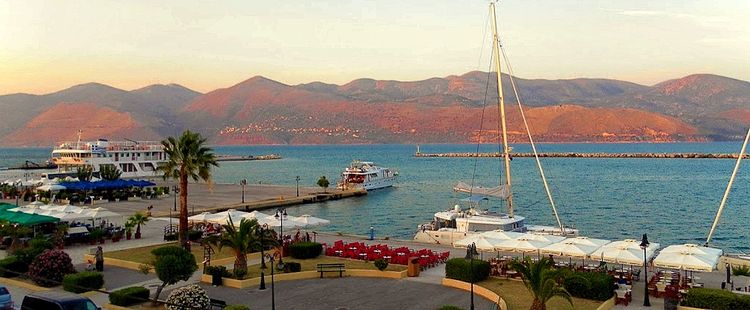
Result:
[706, 127, 750, 245]
[490, 2, 514, 217]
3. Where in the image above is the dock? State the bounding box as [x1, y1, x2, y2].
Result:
[216, 154, 281, 162]
[414, 152, 750, 159]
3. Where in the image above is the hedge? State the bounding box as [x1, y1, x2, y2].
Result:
[0, 256, 28, 278]
[682, 288, 750, 310]
[445, 258, 490, 283]
[204, 265, 231, 277]
[62, 271, 104, 293]
[562, 271, 614, 301]
[225, 305, 250, 310]
[288, 242, 322, 259]
[109, 286, 151, 307]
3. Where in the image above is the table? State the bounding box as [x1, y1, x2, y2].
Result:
[506, 270, 518, 278]
[397, 252, 406, 256]
[334, 250, 343, 257]
[374, 249, 382, 254]
[359, 253, 368, 259]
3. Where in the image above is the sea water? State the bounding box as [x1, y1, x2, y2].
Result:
[1, 142, 748, 252]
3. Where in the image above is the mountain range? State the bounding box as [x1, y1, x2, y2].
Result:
[1, 72, 750, 146]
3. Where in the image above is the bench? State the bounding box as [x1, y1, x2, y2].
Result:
[210, 298, 227, 309]
[317, 263, 345, 278]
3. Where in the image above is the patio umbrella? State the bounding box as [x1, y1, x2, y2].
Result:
[494, 237, 553, 253]
[206, 209, 252, 226]
[42, 204, 82, 213]
[36, 184, 66, 192]
[541, 240, 603, 258]
[53, 211, 91, 222]
[454, 234, 504, 251]
[262, 216, 306, 228]
[521, 233, 568, 244]
[479, 230, 524, 240]
[244, 210, 271, 220]
[653, 244, 723, 272]
[188, 212, 215, 223]
[25, 201, 46, 207]
[82, 207, 121, 220]
[590, 239, 660, 265]
[291, 214, 330, 227]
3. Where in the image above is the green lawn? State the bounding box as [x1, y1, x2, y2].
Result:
[105, 242, 236, 264]
[236, 256, 407, 279]
[478, 278, 603, 310]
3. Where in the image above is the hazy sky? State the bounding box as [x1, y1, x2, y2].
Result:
[1, 0, 748, 94]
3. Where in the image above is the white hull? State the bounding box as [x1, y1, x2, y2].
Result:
[352, 175, 396, 191]
[338, 160, 397, 191]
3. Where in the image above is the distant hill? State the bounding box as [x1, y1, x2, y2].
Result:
[2, 71, 750, 146]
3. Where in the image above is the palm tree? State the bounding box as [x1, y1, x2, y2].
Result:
[158, 130, 218, 249]
[127, 212, 149, 239]
[99, 165, 121, 181]
[210, 218, 260, 276]
[508, 257, 573, 310]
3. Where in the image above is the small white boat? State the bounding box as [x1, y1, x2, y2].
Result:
[337, 160, 397, 191]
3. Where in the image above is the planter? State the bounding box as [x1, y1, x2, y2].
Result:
[135, 232, 142, 239]
[126, 233, 132, 240]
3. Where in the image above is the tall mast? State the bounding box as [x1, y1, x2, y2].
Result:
[706, 127, 750, 245]
[490, 2, 514, 217]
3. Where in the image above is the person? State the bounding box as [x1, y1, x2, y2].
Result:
[618, 274, 627, 285]
[305, 232, 310, 242]
[294, 230, 301, 241]
[95, 246, 104, 272]
[146, 205, 153, 217]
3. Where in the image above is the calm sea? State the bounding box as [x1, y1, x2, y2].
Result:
[1, 142, 749, 252]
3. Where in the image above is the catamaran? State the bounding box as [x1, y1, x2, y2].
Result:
[414, 1, 577, 245]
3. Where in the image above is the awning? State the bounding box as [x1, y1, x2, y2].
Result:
[453, 182, 509, 199]
[59, 179, 156, 191]
[0, 210, 59, 225]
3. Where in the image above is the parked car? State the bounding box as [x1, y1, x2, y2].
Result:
[21, 290, 99, 310]
[0, 286, 12, 310]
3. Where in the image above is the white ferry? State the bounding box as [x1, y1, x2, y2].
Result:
[47, 139, 167, 180]
[337, 160, 397, 191]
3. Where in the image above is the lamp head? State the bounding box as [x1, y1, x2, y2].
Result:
[639, 233, 649, 249]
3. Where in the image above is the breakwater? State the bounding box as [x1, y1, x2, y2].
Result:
[216, 154, 281, 162]
[414, 152, 750, 159]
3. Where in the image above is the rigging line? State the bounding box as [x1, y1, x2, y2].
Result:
[477, 7, 491, 70]
[499, 40, 566, 234]
[470, 48, 497, 195]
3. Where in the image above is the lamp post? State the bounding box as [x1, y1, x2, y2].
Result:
[295, 176, 300, 197]
[465, 242, 477, 310]
[265, 253, 276, 310]
[172, 186, 179, 212]
[240, 178, 247, 203]
[275, 208, 287, 266]
[640, 233, 651, 307]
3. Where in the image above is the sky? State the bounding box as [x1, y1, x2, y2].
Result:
[1, 0, 748, 95]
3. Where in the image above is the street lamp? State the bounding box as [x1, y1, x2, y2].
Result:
[265, 253, 277, 310]
[640, 233, 651, 307]
[465, 242, 478, 310]
[295, 176, 300, 197]
[275, 208, 287, 266]
[240, 178, 247, 203]
[172, 186, 179, 212]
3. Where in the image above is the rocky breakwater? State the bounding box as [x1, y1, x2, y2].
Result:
[414, 152, 750, 159]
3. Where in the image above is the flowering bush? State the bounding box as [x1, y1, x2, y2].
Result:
[165, 284, 210, 310]
[28, 249, 76, 287]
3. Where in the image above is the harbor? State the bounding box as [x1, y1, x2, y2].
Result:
[414, 151, 750, 159]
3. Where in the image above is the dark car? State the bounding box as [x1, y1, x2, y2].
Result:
[0, 286, 12, 310]
[21, 290, 99, 310]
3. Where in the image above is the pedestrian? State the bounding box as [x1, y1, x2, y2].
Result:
[95, 246, 104, 272]
[305, 232, 310, 242]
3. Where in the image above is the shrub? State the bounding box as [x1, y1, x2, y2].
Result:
[444, 258, 490, 283]
[204, 265, 231, 277]
[0, 256, 27, 277]
[188, 230, 203, 241]
[62, 271, 104, 293]
[28, 249, 76, 287]
[152, 246, 187, 258]
[233, 268, 247, 279]
[109, 286, 150, 307]
[225, 305, 250, 310]
[285, 262, 301, 273]
[562, 271, 614, 301]
[165, 284, 211, 310]
[374, 258, 388, 271]
[682, 287, 750, 310]
[13, 237, 54, 265]
[151, 246, 197, 302]
[733, 265, 750, 276]
[288, 242, 322, 259]
[437, 306, 464, 310]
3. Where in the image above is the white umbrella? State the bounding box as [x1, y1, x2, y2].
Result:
[495, 237, 553, 253]
[246, 211, 271, 219]
[454, 234, 504, 251]
[36, 184, 66, 192]
[25, 201, 46, 207]
[53, 212, 91, 222]
[83, 207, 121, 220]
[653, 244, 723, 272]
[291, 214, 330, 227]
[564, 236, 611, 248]
[206, 209, 252, 226]
[541, 240, 602, 258]
[42, 204, 82, 213]
[262, 216, 306, 228]
[479, 230, 525, 240]
[590, 239, 660, 265]
[521, 233, 568, 244]
[188, 212, 215, 223]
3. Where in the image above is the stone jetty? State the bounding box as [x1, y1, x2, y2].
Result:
[414, 152, 750, 159]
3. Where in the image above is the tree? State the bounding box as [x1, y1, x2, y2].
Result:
[76, 166, 93, 181]
[99, 165, 122, 181]
[127, 212, 149, 239]
[150, 246, 197, 304]
[209, 218, 261, 277]
[317, 176, 330, 193]
[158, 130, 218, 249]
[508, 257, 573, 310]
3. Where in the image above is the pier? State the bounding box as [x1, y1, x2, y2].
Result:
[414, 152, 750, 159]
[215, 154, 281, 162]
